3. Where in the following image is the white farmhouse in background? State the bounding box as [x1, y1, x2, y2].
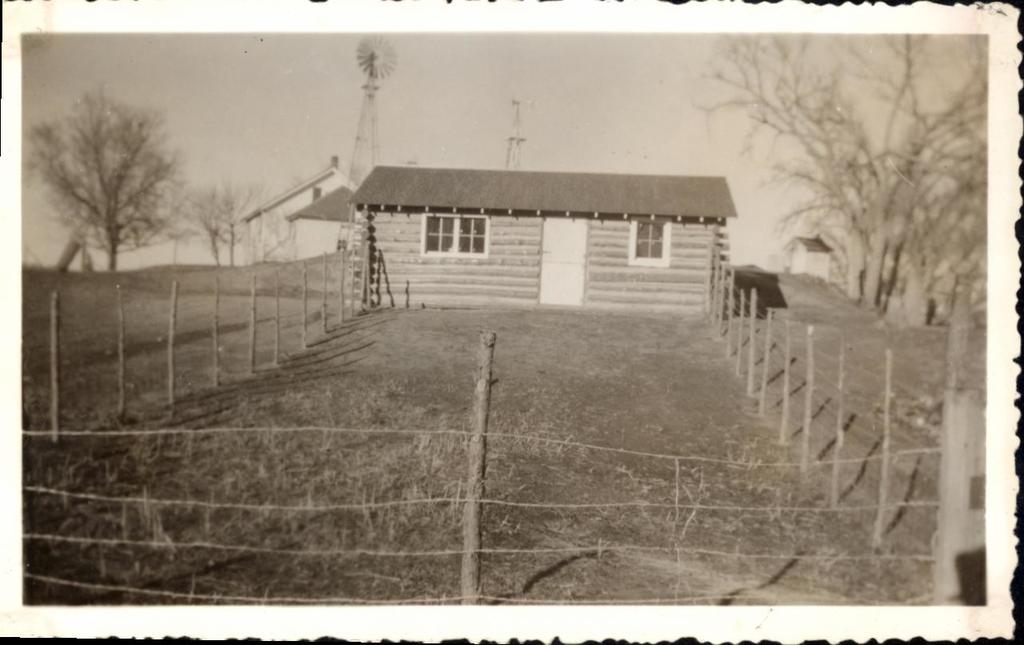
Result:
[243, 156, 355, 264]
[787, 236, 833, 281]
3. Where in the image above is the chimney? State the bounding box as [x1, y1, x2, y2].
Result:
[330, 155, 339, 169]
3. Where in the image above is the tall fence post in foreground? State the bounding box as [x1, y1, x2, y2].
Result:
[461, 330, 497, 604]
[116, 284, 126, 419]
[212, 276, 220, 388]
[746, 288, 758, 396]
[274, 270, 281, 366]
[800, 325, 815, 474]
[933, 292, 985, 603]
[778, 319, 791, 445]
[301, 261, 309, 349]
[734, 289, 746, 374]
[49, 290, 60, 442]
[872, 348, 893, 547]
[829, 340, 846, 508]
[758, 308, 773, 415]
[248, 273, 257, 374]
[167, 280, 178, 411]
[321, 252, 328, 334]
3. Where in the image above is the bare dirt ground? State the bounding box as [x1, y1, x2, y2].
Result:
[23, 268, 976, 605]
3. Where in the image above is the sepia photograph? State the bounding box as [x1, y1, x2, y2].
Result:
[2, 0, 1019, 641]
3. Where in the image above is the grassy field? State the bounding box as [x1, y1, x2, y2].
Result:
[21, 266, 981, 605]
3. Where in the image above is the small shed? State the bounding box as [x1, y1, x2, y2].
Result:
[351, 166, 738, 313]
[788, 236, 832, 281]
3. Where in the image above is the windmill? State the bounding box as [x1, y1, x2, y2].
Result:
[504, 99, 526, 170]
[348, 37, 397, 187]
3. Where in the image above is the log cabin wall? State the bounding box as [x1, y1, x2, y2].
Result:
[585, 218, 726, 314]
[369, 209, 726, 312]
[370, 210, 543, 308]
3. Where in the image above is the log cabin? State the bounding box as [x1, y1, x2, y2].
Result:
[350, 166, 737, 313]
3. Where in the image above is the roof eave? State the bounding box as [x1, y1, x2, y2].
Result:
[243, 165, 344, 222]
[353, 202, 734, 220]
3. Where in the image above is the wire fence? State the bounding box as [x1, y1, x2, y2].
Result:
[24, 245, 369, 433]
[24, 407, 939, 604]
[706, 263, 943, 545]
[22, 259, 948, 605]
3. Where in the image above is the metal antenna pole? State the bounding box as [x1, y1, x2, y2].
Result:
[505, 99, 526, 170]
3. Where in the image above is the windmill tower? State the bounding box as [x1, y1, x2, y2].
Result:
[504, 99, 526, 170]
[349, 37, 397, 187]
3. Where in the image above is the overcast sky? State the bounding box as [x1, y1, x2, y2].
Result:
[19, 33, 977, 270]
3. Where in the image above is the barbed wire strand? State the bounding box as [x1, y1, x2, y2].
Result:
[24, 533, 936, 562]
[27, 572, 822, 605]
[22, 426, 936, 467]
[19, 427, 893, 468]
[24, 573, 467, 605]
[24, 485, 939, 514]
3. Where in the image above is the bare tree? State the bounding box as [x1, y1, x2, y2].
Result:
[27, 90, 180, 270]
[186, 183, 261, 266]
[708, 35, 986, 325]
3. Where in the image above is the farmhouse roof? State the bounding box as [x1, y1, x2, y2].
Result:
[793, 236, 832, 253]
[243, 159, 350, 223]
[352, 166, 738, 219]
[285, 186, 354, 223]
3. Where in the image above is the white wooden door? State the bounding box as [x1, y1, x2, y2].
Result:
[539, 218, 587, 305]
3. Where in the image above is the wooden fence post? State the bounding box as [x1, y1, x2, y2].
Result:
[716, 259, 725, 331]
[167, 281, 178, 410]
[212, 276, 220, 388]
[116, 284, 126, 419]
[703, 239, 714, 317]
[829, 340, 845, 508]
[249, 273, 257, 374]
[274, 269, 281, 366]
[735, 289, 746, 374]
[321, 252, 328, 334]
[746, 288, 758, 396]
[301, 261, 308, 349]
[725, 269, 735, 353]
[800, 325, 815, 474]
[461, 330, 496, 604]
[872, 348, 893, 547]
[712, 256, 720, 331]
[361, 240, 371, 309]
[338, 249, 346, 324]
[350, 249, 359, 317]
[933, 291, 985, 603]
[778, 320, 791, 445]
[49, 290, 60, 441]
[758, 308, 773, 415]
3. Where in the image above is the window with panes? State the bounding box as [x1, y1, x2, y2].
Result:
[635, 221, 665, 259]
[424, 215, 487, 255]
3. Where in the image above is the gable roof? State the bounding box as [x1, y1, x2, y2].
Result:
[286, 186, 354, 223]
[244, 162, 350, 223]
[793, 236, 832, 253]
[352, 166, 738, 219]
